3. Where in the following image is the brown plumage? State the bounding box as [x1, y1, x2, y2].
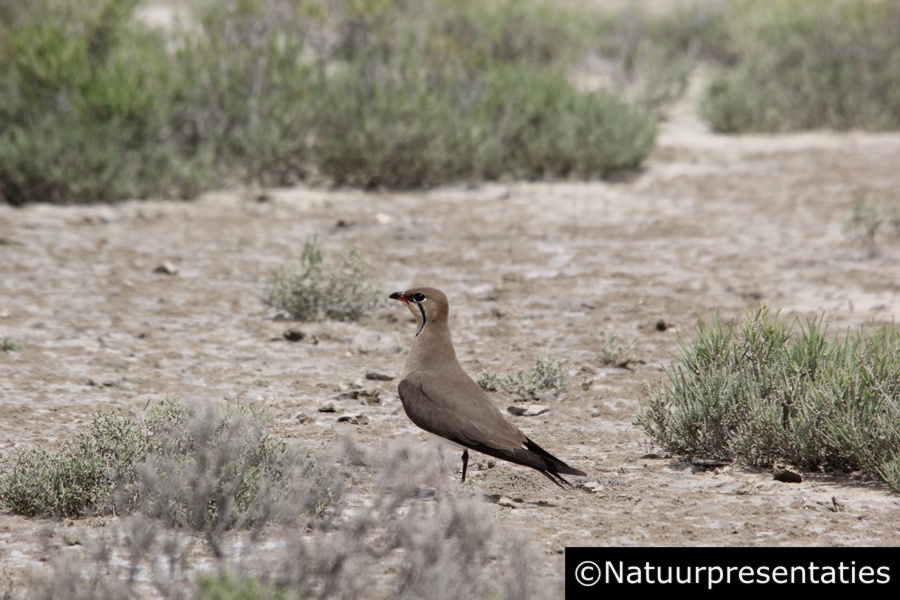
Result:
[389, 287, 586, 488]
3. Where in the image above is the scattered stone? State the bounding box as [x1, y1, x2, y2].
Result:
[805, 496, 844, 513]
[496, 496, 517, 509]
[337, 413, 368, 425]
[526, 404, 550, 416]
[295, 414, 312, 424]
[87, 379, 116, 388]
[508, 404, 549, 417]
[690, 459, 730, 472]
[581, 481, 606, 494]
[360, 391, 381, 405]
[415, 487, 436, 498]
[318, 403, 340, 413]
[154, 261, 178, 275]
[0, 235, 25, 246]
[773, 466, 802, 483]
[336, 389, 381, 405]
[283, 328, 306, 342]
[655, 319, 668, 332]
[62, 530, 82, 547]
[365, 371, 394, 381]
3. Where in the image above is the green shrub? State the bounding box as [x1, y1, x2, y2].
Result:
[0, 0, 207, 205]
[700, 0, 900, 132]
[637, 306, 900, 491]
[586, 2, 732, 112]
[473, 67, 657, 180]
[594, 326, 637, 367]
[197, 571, 289, 600]
[23, 443, 544, 600]
[0, 396, 338, 526]
[842, 193, 900, 258]
[171, 0, 323, 187]
[0, 411, 152, 517]
[1, 337, 22, 352]
[0, 0, 658, 204]
[476, 355, 570, 398]
[313, 63, 472, 189]
[262, 235, 381, 322]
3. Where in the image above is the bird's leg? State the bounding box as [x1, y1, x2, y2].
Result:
[461, 449, 469, 483]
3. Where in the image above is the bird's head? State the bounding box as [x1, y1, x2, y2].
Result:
[389, 287, 449, 336]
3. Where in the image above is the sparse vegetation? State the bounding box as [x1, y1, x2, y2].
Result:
[0, 396, 337, 529]
[261, 235, 380, 322]
[18, 443, 544, 600]
[0, 408, 154, 517]
[5, 0, 900, 204]
[595, 326, 637, 367]
[842, 193, 900, 258]
[0, 0, 658, 205]
[1, 337, 22, 352]
[637, 306, 900, 492]
[700, 0, 900, 132]
[0, 0, 208, 205]
[477, 355, 570, 398]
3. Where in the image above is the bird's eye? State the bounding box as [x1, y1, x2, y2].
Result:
[412, 292, 426, 303]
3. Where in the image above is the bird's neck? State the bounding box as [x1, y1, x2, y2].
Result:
[405, 322, 459, 374]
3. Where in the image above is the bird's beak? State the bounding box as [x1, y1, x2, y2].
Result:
[389, 291, 407, 302]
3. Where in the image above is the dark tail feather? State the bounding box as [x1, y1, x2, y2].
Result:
[539, 468, 573, 489]
[524, 438, 587, 478]
[456, 437, 586, 487]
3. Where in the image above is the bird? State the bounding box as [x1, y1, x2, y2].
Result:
[389, 287, 586, 488]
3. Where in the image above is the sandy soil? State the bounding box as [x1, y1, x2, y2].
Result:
[2, 69, 900, 594]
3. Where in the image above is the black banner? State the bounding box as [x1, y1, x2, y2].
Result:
[566, 547, 900, 599]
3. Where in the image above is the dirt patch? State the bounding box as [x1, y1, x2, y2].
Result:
[2, 88, 900, 592]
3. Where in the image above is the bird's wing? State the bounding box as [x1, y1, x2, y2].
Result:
[398, 370, 587, 483]
[398, 370, 525, 450]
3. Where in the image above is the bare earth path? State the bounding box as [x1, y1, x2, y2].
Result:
[2, 85, 900, 593]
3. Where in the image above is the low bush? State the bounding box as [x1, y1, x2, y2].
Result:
[700, 0, 900, 132]
[477, 355, 570, 398]
[0, 0, 208, 205]
[261, 235, 381, 322]
[842, 193, 900, 258]
[637, 306, 900, 491]
[0, 0, 658, 204]
[21, 442, 544, 600]
[0, 396, 338, 529]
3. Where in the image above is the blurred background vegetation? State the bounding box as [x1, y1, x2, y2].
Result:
[1, 0, 898, 205]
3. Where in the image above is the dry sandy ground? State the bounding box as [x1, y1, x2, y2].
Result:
[2, 75, 900, 593]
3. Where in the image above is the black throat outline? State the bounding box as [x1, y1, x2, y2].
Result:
[415, 302, 427, 336]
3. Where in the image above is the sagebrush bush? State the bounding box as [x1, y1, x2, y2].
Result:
[0, 396, 337, 528]
[594, 326, 637, 367]
[477, 355, 570, 398]
[170, 0, 323, 188]
[700, 0, 900, 132]
[637, 307, 900, 491]
[22, 442, 545, 600]
[261, 235, 381, 322]
[0, 0, 658, 204]
[842, 193, 900, 258]
[0, 411, 152, 517]
[1, 337, 22, 352]
[0, 0, 207, 205]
